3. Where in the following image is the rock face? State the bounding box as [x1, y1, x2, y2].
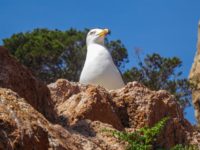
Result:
[190, 22, 200, 126]
[111, 82, 199, 148]
[0, 47, 200, 149]
[48, 79, 123, 130]
[0, 88, 127, 150]
[0, 46, 55, 122]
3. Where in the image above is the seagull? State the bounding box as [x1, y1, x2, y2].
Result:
[79, 28, 125, 90]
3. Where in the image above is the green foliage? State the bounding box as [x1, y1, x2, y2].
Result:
[123, 53, 192, 108]
[3, 28, 128, 83]
[170, 144, 198, 150]
[103, 117, 169, 150]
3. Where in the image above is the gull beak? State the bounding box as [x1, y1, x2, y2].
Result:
[98, 29, 110, 37]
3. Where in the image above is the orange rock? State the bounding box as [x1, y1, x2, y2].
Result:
[0, 47, 199, 149]
[49, 80, 123, 130]
[111, 82, 200, 148]
[0, 46, 55, 122]
[0, 88, 126, 150]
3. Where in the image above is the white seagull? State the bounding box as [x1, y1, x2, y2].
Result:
[79, 28, 125, 90]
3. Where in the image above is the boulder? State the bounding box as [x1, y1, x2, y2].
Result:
[111, 82, 200, 148]
[48, 79, 200, 148]
[0, 46, 55, 121]
[189, 22, 200, 126]
[48, 79, 123, 130]
[110, 82, 183, 128]
[0, 88, 125, 150]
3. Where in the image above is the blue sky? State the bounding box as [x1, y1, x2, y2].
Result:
[0, 0, 200, 124]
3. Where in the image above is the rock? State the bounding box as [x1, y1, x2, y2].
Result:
[111, 82, 200, 148]
[111, 82, 183, 128]
[156, 118, 198, 149]
[0, 46, 55, 121]
[189, 22, 200, 126]
[48, 79, 200, 148]
[48, 79, 81, 107]
[1, 47, 200, 149]
[0, 88, 63, 149]
[70, 119, 126, 150]
[0, 88, 125, 150]
[189, 55, 200, 126]
[48, 79, 123, 130]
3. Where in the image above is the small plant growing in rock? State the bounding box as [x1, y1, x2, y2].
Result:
[103, 117, 169, 150]
[170, 144, 198, 150]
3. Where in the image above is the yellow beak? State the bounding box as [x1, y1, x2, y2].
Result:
[98, 29, 110, 37]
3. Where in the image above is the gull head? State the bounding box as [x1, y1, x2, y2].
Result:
[86, 28, 110, 46]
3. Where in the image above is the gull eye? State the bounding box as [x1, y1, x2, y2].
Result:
[90, 31, 96, 35]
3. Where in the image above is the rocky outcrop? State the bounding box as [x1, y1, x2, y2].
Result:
[48, 79, 123, 130]
[49, 79, 200, 149]
[0, 88, 60, 149]
[189, 21, 200, 126]
[0, 46, 200, 149]
[0, 88, 127, 150]
[111, 82, 183, 128]
[0, 46, 55, 122]
[111, 82, 199, 148]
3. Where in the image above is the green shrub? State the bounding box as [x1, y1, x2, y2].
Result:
[103, 117, 169, 150]
[103, 117, 198, 150]
[170, 144, 198, 150]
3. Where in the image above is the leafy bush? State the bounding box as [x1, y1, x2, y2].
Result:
[170, 144, 198, 150]
[103, 117, 169, 150]
[103, 117, 198, 150]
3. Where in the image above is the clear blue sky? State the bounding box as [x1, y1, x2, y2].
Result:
[0, 0, 200, 124]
